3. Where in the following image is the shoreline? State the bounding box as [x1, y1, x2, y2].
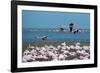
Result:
[22, 41, 90, 52]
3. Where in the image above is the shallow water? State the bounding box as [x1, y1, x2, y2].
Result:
[22, 28, 90, 43]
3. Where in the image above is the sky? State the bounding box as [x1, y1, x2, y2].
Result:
[22, 10, 90, 29]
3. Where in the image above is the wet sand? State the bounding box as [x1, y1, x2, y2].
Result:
[22, 41, 90, 53]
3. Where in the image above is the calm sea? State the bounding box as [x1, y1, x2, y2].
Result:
[22, 28, 90, 43]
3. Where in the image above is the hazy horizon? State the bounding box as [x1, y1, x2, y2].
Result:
[22, 10, 90, 29]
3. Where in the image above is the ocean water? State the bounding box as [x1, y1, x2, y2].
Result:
[22, 28, 90, 43]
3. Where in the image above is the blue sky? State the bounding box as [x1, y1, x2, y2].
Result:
[22, 10, 90, 29]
